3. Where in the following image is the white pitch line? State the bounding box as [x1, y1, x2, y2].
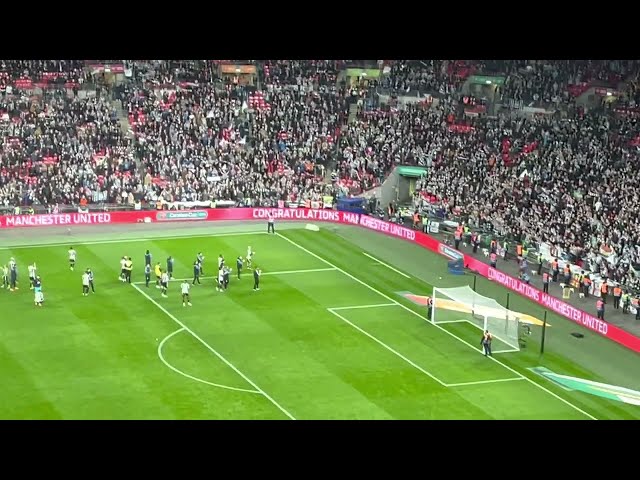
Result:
[158, 328, 261, 394]
[277, 232, 597, 420]
[0, 230, 267, 250]
[445, 378, 525, 387]
[131, 267, 337, 285]
[131, 283, 295, 420]
[362, 252, 410, 278]
[328, 308, 448, 387]
[330, 304, 397, 311]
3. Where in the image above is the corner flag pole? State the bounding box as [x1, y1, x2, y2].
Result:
[540, 311, 548, 354]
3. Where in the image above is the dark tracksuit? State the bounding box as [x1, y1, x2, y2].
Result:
[167, 257, 174, 279]
[193, 263, 201, 285]
[236, 257, 243, 279]
[223, 270, 230, 289]
[145, 252, 152, 267]
[88, 271, 95, 293]
[10, 267, 17, 289]
[145, 265, 151, 287]
[253, 269, 260, 290]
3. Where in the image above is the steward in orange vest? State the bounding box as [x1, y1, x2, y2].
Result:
[542, 272, 550, 293]
[551, 259, 559, 282]
[600, 282, 608, 304]
[582, 275, 591, 298]
[613, 286, 622, 310]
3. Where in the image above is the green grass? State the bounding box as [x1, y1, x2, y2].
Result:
[1, 226, 639, 419]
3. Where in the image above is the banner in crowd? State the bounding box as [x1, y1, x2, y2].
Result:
[1, 207, 639, 352]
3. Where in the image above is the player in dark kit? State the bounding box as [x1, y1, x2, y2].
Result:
[223, 267, 230, 290]
[87, 268, 96, 293]
[9, 259, 18, 291]
[253, 267, 261, 291]
[197, 252, 205, 275]
[166, 256, 174, 279]
[124, 257, 133, 284]
[192, 260, 201, 285]
[145, 250, 152, 267]
[144, 264, 152, 287]
[236, 256, 243, 279]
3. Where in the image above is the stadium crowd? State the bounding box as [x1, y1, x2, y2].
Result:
[2, 59, 640, 296]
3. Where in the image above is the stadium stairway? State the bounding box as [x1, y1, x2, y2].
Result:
[112, 99, 134, 138]
[348, 103, 359, 123]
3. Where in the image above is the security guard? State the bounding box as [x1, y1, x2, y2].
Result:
[537, 252, 544, 275]
[582, 274, 591, 298]
[613, 285, 622, 310]
[622, 291, 631, 314]
[551, 258, 559, 282]
[542, 271, 550, 293]
[600, 281, 608, 304]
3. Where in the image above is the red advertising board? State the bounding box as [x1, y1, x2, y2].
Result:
[2, 207, 639, 353]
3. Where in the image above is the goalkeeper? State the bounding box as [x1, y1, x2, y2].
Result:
[427, 296, 433, 319]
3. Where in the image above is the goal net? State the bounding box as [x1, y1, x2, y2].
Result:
[431, 286, 520, 353]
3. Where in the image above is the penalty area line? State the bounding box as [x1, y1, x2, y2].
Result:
[131, 283, 295, 420]
[445, 378, 525, 387]
[330, 304, 397, 311]
[362, 252, 410, 278]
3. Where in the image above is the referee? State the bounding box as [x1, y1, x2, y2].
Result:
[480, 330, 492, 357]
[253, 267, 261, 291]
[267, 214, 275, 234]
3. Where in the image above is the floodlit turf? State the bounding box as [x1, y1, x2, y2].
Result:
[1, 226, 640, 419]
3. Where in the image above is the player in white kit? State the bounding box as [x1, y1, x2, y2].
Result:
[68, 247, 77, 271]
[246, 246, 253, 270]
[160, 272, 169, 298]
[181, 280, 192, 307]
[28, 263, 37, 289]
[217, 268, 225, 292]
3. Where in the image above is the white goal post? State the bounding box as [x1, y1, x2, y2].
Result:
[431, 286, 520, 353]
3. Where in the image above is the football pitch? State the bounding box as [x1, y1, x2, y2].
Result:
[2, 223, 640, 419]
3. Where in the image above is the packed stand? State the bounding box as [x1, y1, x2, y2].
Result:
[377, 60, 484, 96]
[497, 60, 640, 109]
[408, 98, 640, 293]
[0, 62, 138, 211]
[125, 60, 350, 207]
[261, 60, 344, 90]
